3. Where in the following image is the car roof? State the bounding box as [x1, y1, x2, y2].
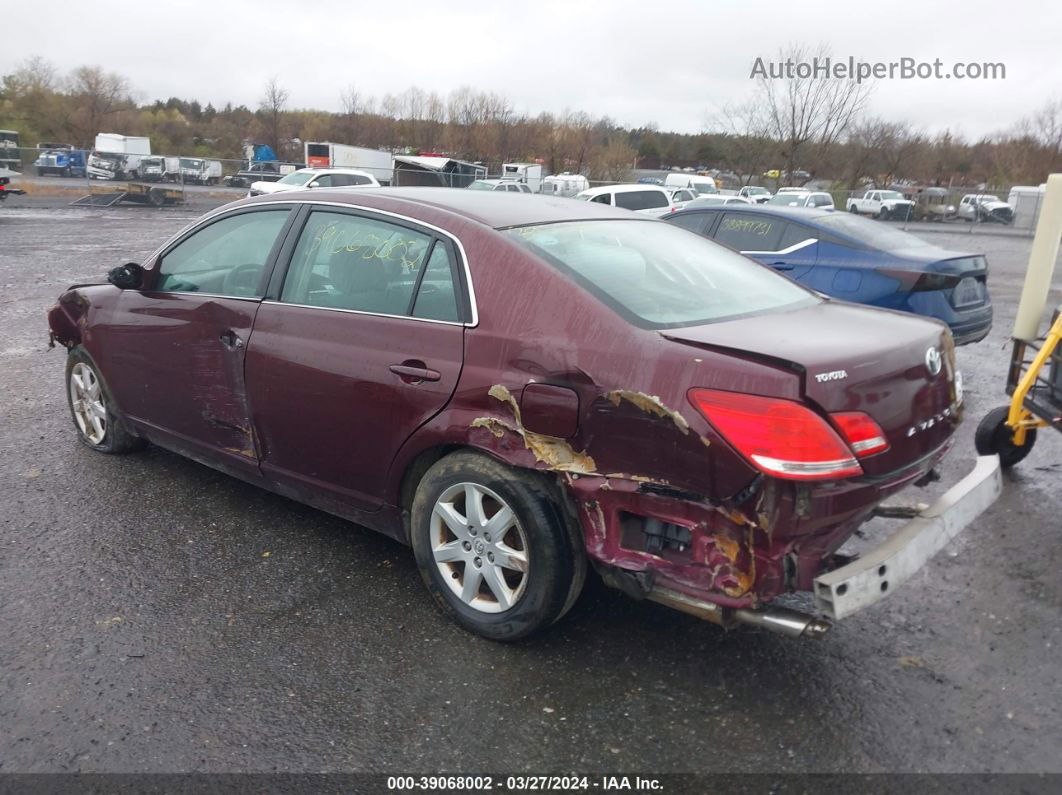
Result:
[670, 204, 836, 222]
[241, 186, 647, 229]
[295, 167, 374, 175]
[578, 184, 668, 196]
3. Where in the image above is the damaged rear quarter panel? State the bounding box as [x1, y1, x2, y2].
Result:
[384, 227, 832, 604]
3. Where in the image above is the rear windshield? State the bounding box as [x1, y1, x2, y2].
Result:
[277, 171, 316, 186]
[767, 193, 807, 206]
[614, 190, 668, 211]
[816, 213, 931, 250]
[506, 220, 818, 328]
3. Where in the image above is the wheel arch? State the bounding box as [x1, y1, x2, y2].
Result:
[393, 436, 582, 547]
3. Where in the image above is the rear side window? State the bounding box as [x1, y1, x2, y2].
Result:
[713, 213, 784, 251]
[412, 244, 460, 322]
[778, 222, 817, 249]
[329, 173, 373, 187]
[281, 211, 434, 317]
[615, 190, 668, 211]
[507, 220, 817, 328]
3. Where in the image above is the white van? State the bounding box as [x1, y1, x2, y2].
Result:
[663, 172, 717, 195]
[575, 184, 675, 215]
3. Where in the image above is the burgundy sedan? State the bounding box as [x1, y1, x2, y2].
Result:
[48, 188, 1001, 640]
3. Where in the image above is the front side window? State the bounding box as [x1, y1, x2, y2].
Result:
[507, 220, 817, 328]
[590, 193, 611, 205]
[280, 210, 455, 319]
[713, 213, 785, 251]
[157, 209, 290, 296]
[614, 190, 668, 211]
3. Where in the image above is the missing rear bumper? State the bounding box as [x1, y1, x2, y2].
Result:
[813, 455, 1002, 620]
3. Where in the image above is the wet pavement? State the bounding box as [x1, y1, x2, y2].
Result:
[1, 207, 1060, 775]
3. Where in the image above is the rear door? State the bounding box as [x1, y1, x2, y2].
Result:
[710, 212, 819, 281]
[244, 206, 468, 512]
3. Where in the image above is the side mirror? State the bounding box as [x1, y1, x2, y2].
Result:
[108, 262, 144, 290]
[308, 180, 320, 188]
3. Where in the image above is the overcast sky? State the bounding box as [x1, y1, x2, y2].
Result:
[6, 0, 1059, 139]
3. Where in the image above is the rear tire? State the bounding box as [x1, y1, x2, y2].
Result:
[975, 406, 1036, 468]
[65, 347, 145, 455]
[410, 451, 583, 641]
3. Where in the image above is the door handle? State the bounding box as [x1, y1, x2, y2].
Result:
[390, 363, 441, 383]
[771, 261, 794, 270]
[219, 329, 244, 350]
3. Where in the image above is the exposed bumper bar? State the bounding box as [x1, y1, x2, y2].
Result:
[814, 454, 1002, 620]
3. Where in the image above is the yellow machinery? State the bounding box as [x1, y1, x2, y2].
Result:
[975, 173, 1062, 466]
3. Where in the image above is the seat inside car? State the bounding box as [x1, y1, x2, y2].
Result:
[326, 247, 409, 314]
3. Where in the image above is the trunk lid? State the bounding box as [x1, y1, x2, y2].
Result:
[662, 301, 960, 477]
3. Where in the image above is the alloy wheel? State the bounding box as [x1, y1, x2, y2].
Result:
[430, 482, 529, 613]
[69, 362, 107, 445]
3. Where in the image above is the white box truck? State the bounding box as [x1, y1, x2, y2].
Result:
[304, 142, 393, 184]
[178, 157, 224, 185]
[90, 133, 151, 180]
[502, 162, 543, 192]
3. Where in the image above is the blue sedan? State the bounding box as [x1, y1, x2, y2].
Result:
[664, 205, 992, 345]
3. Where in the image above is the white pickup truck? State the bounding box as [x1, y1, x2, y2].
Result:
[846, 189, 915, 219]
[957, 194, 1014, 224]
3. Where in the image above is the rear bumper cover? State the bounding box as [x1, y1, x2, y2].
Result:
[813, 454, 1001, 619]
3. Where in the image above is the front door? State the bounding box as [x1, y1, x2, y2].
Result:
[99, 206, 294, 478]
[244, 207, 467, 512]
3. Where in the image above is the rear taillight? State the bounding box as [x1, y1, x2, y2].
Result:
[880, 269, 962, 292]
[688, 389, 862, 481]
[830, 412, 889, 457]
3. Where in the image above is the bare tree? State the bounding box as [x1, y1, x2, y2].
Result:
[710, 99, 774, 184]
[587, 138, 636, 181]
[258, 77, 288, 156]
[65, 65, 133, 145]
[1029, 97, 1062, 172]
[755, 43, 872, 184]
[340, 84, 366, 144]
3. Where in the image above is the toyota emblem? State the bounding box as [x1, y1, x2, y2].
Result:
[925, 347, 942, 376]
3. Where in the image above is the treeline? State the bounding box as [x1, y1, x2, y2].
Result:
[2, 54, 1060, 187]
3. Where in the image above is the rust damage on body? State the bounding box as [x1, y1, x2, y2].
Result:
[469, 383, 762, 606]
[471, 384, 598, 474]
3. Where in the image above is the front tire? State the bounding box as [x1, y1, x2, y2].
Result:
[66, 348, 145, 454]
[975, 406, 1036, 468]
[411, 451, 583, 641]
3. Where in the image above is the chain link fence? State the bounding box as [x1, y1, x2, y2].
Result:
[0, 139, 1049, 235]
